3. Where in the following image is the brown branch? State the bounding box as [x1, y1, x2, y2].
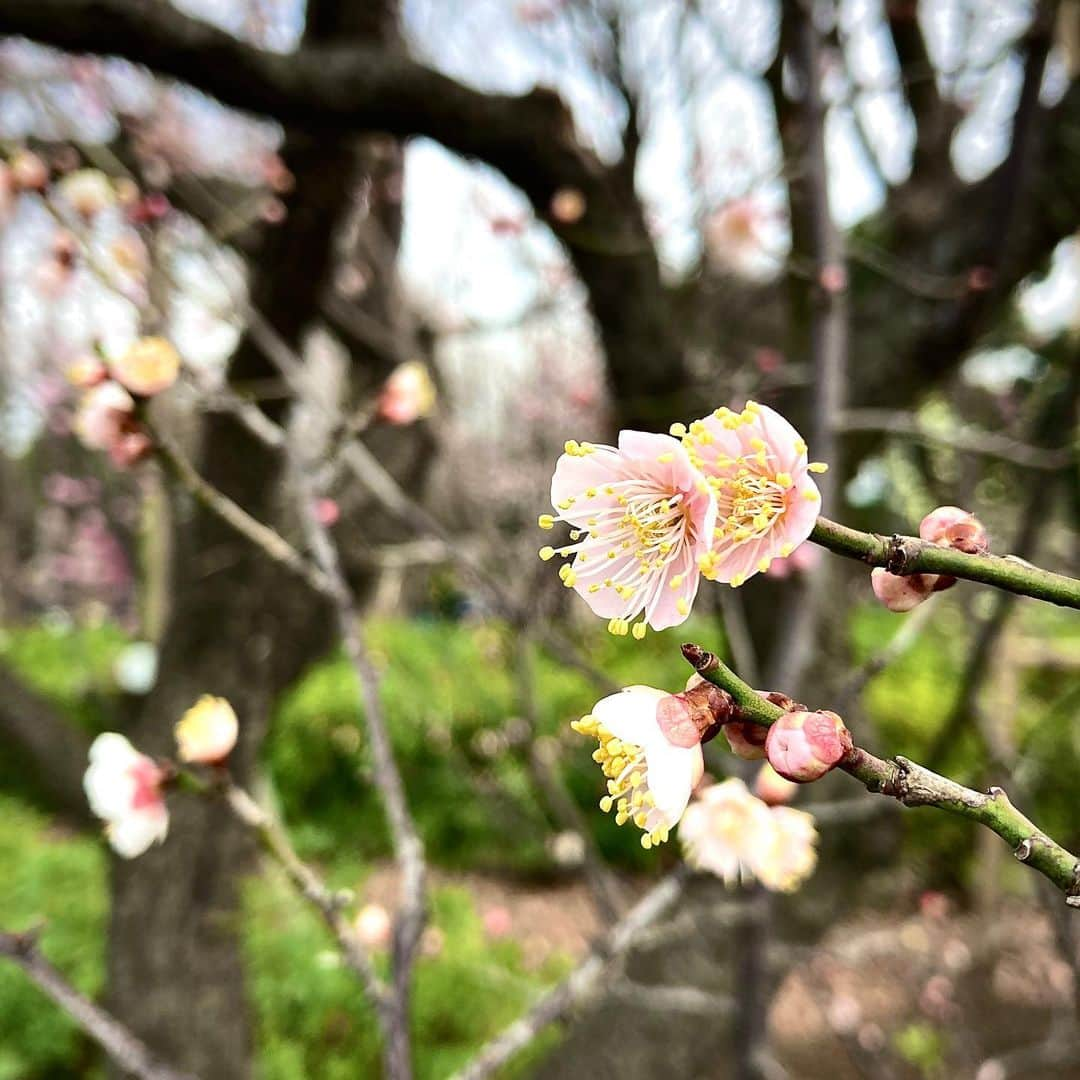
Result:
[0, 929, 196, 1080]
[450, 869, 687, 1080]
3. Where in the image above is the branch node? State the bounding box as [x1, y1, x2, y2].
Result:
[1014, 837, 1034, 863]
[885, 535, 916, 575]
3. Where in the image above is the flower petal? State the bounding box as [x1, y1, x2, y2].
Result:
[591, 686, 666, 745]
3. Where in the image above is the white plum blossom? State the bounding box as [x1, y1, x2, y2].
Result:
[572, 686, 706, 848]
[83, 733, 169, 858]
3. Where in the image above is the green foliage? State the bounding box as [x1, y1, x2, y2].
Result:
[893, 1020, 947, 1077]
[0, 619, 128, 733]
[268, 615, 719, 875]
[244, 876, 569, 1080]
[0, 795, 107, 1080]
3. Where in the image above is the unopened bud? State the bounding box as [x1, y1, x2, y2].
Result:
[871, 567, 937, 612]
[765, 709, 852, 783]
[721, 719, 768, 760]
[657, 678, 736, 748]
[754, 762, 799, 806]
[920, 505, 989, 556]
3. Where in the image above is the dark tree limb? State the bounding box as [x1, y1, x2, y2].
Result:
[0, 662, 93, 828]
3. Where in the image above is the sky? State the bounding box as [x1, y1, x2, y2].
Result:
[0, 0, 1077, 456]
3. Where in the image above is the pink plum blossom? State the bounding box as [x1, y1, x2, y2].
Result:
[174, 695, 238, 765]
[83, 733, 169, 858]
[680, 779, 818, 891]
[10, 149, 48, 191]
[74, 381, 136, 451]
[541, 431, 717, 634]
[703, 197, 775, 279]
[571, 685, 709, 847]
[765, 709, 852, 783]
[676, 401, 824, 588]
[109, 337, 180, 397]
[920, 505, 989, 555]
[376, 361, 436, 424]
[66, 355, 108, 389]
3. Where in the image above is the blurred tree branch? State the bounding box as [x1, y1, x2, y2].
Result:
[0, 929, 196, 1080]
[0, 662, 94, 829]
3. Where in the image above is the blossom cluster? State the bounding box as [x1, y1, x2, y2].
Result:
[871, 506, 989, 612]
[70, 337, 180, 467]
[570, 681, 819, 892]
[540, 402, 826, 636]
[83, 695, 237, 857]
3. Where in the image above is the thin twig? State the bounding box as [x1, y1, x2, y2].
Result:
[684, 645, 1080, 905]
[450, 868, 688, 1080]
[291, 457, 426, 1080]
[810, 516, 1080, 609]
[0, 930, 197, 1080]
[147, 421, 333, 596]
[836, 408, 1072, 471]
[220, 782, 387, 1009]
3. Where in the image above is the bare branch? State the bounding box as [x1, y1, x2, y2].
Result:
[0, 929, 196, 1080]
[220, 782, 386, 1008]
[450, 869, 688, 1080]
[685, 647, 1080, 905]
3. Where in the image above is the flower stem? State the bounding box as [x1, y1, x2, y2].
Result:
[682, 643, 1080, 905]
[810, 516, 1080, 609]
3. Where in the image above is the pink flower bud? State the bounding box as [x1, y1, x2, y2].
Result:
[376, 361, 436, 425]
[10, 150, 48, 191]
[721, 719, 768, 760]
[754, 762, 799, 806]
[919, 505, 989, 555]
[315, 497, 340, 527]
[110, 337, 180, 397]
[870, 567, 936, 612]
[657, 678, 735, 748]
[765, 709, 852, 783]
[550, 187, 586, 224]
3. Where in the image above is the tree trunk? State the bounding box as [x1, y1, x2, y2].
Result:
[103, 4, 409, 1074]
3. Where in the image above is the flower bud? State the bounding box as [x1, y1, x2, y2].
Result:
[721, 719, 768, 760]
[765, 709, 852, 783]
[754, 762, 799, 806]
[870, 567, 936, 612]
[110, 336, 180, 397]
[353, 903, 392, 950]
[919, 505, 989, 555]
[657, 677, 736, 747]
[174, 695, 238, 765]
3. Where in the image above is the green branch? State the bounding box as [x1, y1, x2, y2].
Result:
[810, 516, 1080, 609]
[682, 643, 1080, 905]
